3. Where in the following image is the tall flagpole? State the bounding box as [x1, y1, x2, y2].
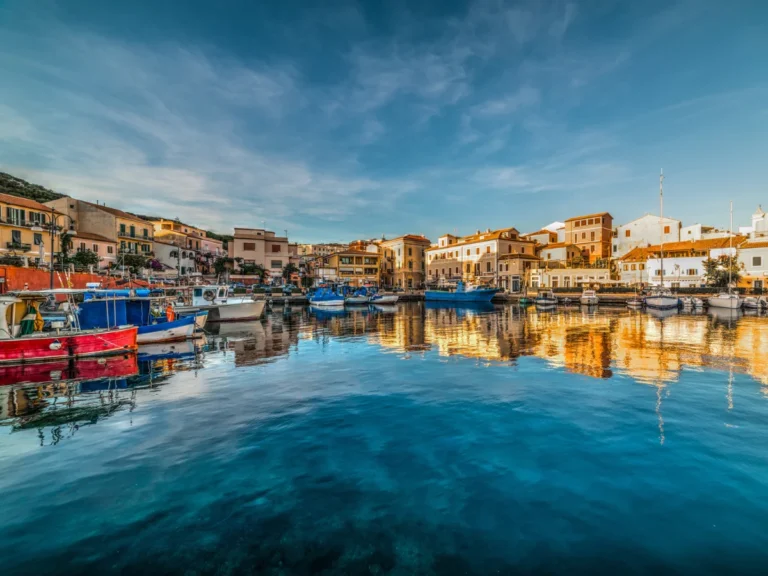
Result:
[659, 170, 664, 288]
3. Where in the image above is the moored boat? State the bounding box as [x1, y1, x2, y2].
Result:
[580, 290, 599, 306]
[345, 288, 371, 305]
[0, 294, 137, 365]
[708, 292, 742, 310]
[309, 287, 345, 307]
[369, 293, 399, 305]
[645, 288, 679, 310]
[425, 281, 499, 303]
[680, 296, 704, 309]
[627, 296, 644, 309]
[175, 285, 265, 321]
[743, 296, 767, 310]
[534, 290, 558, 307]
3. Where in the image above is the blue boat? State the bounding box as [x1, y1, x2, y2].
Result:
[425, 281, 499, 303]
[309, 287, 345, 307]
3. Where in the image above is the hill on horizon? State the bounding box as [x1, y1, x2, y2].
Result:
[0, 171, 66, 204]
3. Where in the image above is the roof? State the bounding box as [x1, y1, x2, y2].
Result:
[564, 212, 612, 222]
[620, 247, 650, 262]
[540, 242, 577, 250]
[381, 234, 432, 244]
[522, 229, 558, 237]
[83, 201, 147, 224]
[332, 249, 380, 256]
[740, 240, 768, 250]
[0, 192, 59, 213]
[72, 231, 115, 243]
[426, 227, 529, 251]
[644, 236, 746, 254]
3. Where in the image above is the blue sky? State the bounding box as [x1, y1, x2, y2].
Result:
[1, 0, 767, 242]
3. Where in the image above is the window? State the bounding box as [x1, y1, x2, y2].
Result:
[521, 247, 525, 254]
[475, 248, 480, 255]
[486, 262, 491, 272]
[588, 218, 594, 225]
[92, 244, 98, 252]
[625, 229, 631, 237]
[11, 230, 21, 244]
[441, 268, 445, 275]
[590, 231, 595, 241]
[753, 256, 763, 267]
[613, 244, 617, 252]
[687, 269, 697, 276]
[29, 212, 46, 224]
[613, 230, 618, 238]
[581, 232, 586, 239]
[508, 246, 512, 253]
[340, 256, 353, 265]
[408, 247, 412, 256]
[6, 207, 25, 225]
[500, 263, 504, 272]
[141, 244, 150, 253]
[631, 264, 636, 271]
[34, 233, 43, 246]
[243, 242, 256, 251]
[108, 245, 114, 254]
[120, 223, 126, 235]
[130, 225, 135, 237]
[408, 261, 413, 270]
[486, 246, 491, 253]
[590, 245, 595, 253]
[466, 263, 471, 273]
[271, 260, 282, 269]
[271, 244, 281, 253]
[573, 234, 577, 243]
[79, 242, 86, 251]
[466, 249, 470, 256]
[143, 228, 148, 238]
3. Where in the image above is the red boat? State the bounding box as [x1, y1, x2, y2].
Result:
[0, 354, 139, 386]
[0, 293, 138, 365]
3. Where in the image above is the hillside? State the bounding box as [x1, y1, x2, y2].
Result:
[0, 171, 66, 203]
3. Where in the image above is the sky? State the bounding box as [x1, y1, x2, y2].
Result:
[1, 0, 767, 243]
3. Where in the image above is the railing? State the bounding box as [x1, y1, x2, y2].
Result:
[6, 242, 32, 251]
[118, 231, 153, 241]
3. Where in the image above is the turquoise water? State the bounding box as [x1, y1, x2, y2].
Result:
[2, 303, 768, 574]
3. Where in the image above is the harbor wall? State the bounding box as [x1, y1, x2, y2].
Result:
[0, 267, 104, 292]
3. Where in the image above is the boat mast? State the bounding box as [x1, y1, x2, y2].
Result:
[659, 170, 664, 289]
[729, 200, 733, 293]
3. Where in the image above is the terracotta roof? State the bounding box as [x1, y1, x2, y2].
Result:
[620, 247, 650, 262]
[382, 234, 432, 244]
[645, 236, 745, 254]
[73, 231, 115, 243]
[333, 249, 380, 256]
[426, 227, 528, 251]
[564, 212, 612, 222]
[523, 229, 558, 237]
[540, 242, 577, 250]
[0, 192, 58, 213]
[740, 240, 768, 250]
[82, 201, 147, 224]
[498, 252, 539, 260]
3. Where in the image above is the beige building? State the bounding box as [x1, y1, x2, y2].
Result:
[298, 243, 348, 258]
[317, 248, 381, 287]
[1, 193, 61, 265]
[563, 212, 613, 263]
[426, 227, 535, 286]
[497, 253, 540, 292]
[228, 227, 291, 279]
[527, 264, 612, 289]
[71, 231, 118, 269]
[538, 242, 581, 264]
[46, 198, 154, 256]
[380, 234, 431, 289]
[522, 229, 558, 246]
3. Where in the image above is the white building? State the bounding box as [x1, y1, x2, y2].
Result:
[154, 240, 197, 277]
[527, 266, 611, 289]
[739, 205, 767, 238]
[680, 224, 730, 242]
[618, 247, 649, 285]
[539, 242, 580, 263]
[645, 237, 741, 288]
[612, 214, 681, 259]
[738, 237, 768, 292]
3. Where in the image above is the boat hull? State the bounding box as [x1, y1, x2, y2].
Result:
[0, 354, 138, 386]
[177, 300, 265, 322]
[425, 289, 498, 303]
[580, 298, 599, 306]
[535, 298, 558, 306]
[309, 299, 345, 307]
[194, 310, 208, 330]
[708, 296, 742, 310]
[137, 316, 196, 344]
[345, 296, 370, 305]
[0, 326, 138, 365]
[370, 295, 399, 305]
[645, 296, 679, 310]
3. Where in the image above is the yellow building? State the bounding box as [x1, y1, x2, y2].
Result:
[380, 234, 431, 289]
[0, 193, 61, 265]
[324, 249, 381, 287]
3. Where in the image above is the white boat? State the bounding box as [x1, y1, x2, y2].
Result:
[137, 315, 196, 344]
[708, 292, 742, 310]
[345, 288, 371, 305]
[175, 285, 265, 322]
[580, 290, 599, 306]
[743, 296, 768, 309]
[646, 171, 678, 313]
[309, 287, 345, 307]
[680, 296, 704, 309]
[369, 294, 399, 305]
[627, 296, 644, 309]
[707, 202, 742, 311]
[534, 290, 558, 307]
[645, 288, 679, 310]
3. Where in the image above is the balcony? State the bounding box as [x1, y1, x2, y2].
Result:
[6, 241, 32, 251]
[118, 231, 153, 241]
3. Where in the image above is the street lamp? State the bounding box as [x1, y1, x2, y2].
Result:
[31, 206, 77, 289]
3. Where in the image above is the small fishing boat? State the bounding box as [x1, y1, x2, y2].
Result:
[680, 296, 704, 309]
[580, 290, 599, 306]
[708, 292, 742, 310]
[345, 288, 371, 305]
[0, 293, 138, 365]
[645, 288, 679, 310]
[534, 290, 558, 307]
[627, 296, 644, 309]
[175, 285, 265, 322]
[369, 293, 399, 305]
[425, 281, 499, 303]
[743, 296, 768, 310]
[309, 287, 345, 307]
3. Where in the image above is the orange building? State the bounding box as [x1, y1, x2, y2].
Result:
[563, 212, 613, 263]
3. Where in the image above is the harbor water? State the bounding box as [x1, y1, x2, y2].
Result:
[2, 303, 768, 574]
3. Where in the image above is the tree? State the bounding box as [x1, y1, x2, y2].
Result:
[703, 255, 741, 288]
[213, 257, 234, 275]
[282, 263, 298, 280]
[67, 249, 99, 268]
[239, 262, 265, 277]
[118, 254, 150, 274]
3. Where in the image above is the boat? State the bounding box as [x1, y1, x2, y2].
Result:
[175, 285, 265, 321]
[743, 296, 768, 310]
[345, 288, 371, 305]
[580, 290, 599, 306]
[0, 293, 138, 365]
[680, 296, 704, 309]
[135, 314, 196, 344]
[534, 290, 558, 307]
[646, 170, 679, 312]
[369, 293, 399, 305]
[627, 296, 644, 309]
[309, 287, 345, 307]
[425, 281, 499, 303]
[0, 353, 138, 387]
[708, 202, 742, 310]
[194, 310, 209, 330]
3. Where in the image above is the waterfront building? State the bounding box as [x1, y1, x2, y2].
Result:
[563, 212, 613, 264]
[319, 248, 381, 287]
[612, 214, 681, 259]
[618, 247, 649, 285]
[379, 234, 431, 289]
[738, 237, 768, 292]
[497, 252, 539, 292]
[0, 193, 62, 266]
[228, 227, 291, 281]
[153, 240, 198, 278]
[643, 236, 744, 288]
[526, 265, 612, 290]
[426, 227, 535, 287]
[538, 242, 581, 264]
[71, 232, 118, 269]
[298, 243, 348, 258]
[680, 223, 730, 241]
[522, 229, 558, 246]
[46, 198, 154, 257]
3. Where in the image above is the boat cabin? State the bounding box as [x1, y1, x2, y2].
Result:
[191, 285, 230, 307]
